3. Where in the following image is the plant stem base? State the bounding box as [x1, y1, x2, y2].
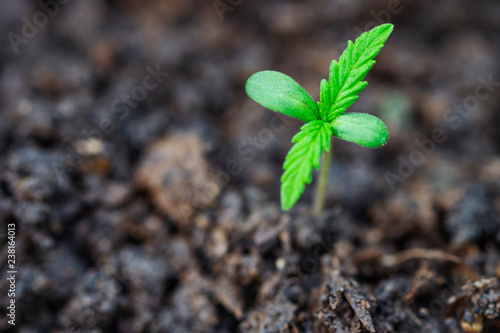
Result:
[313, 147, 332, 216]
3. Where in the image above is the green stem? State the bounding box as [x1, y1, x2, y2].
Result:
[313, 146, 332, 216]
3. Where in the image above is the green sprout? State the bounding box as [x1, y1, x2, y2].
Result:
[245, 23, 394, 214]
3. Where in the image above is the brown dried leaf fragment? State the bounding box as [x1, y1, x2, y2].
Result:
[319, 271, 375, 333]
[381, 248, 462, 267]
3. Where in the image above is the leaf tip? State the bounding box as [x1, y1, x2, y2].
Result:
[280, 191, 295, 211]
[281, 202, 291, 211]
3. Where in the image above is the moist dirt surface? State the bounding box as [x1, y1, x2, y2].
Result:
[1, 1, 500, 332]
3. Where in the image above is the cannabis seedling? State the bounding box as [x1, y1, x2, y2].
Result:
[245, 23, 394, 214]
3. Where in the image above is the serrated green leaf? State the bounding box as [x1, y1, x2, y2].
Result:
[246, 70, 320, 123]
[281, 120, 332, 210]
[331, 113, 389, 148]
[327, 23, 393, 121]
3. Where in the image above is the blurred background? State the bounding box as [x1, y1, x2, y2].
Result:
[1, 0, 500, 332]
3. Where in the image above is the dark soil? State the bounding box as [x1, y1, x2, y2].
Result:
[1, 0, 500, 332]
